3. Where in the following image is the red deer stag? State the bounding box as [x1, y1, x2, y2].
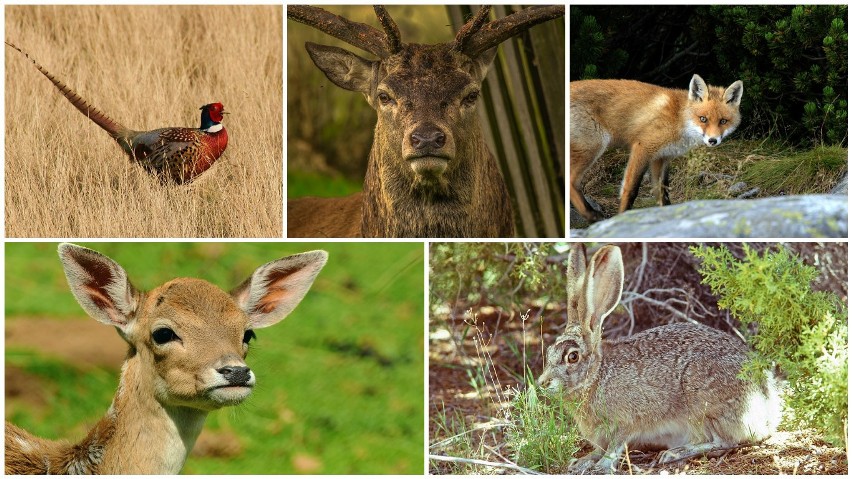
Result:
[287, 5, 564, 238]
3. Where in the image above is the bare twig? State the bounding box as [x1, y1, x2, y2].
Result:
[429, 454, 545, 475]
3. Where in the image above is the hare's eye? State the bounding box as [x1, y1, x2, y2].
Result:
[566, 351, 580, 363]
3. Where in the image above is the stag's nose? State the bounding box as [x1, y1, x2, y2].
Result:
[410, 125, 446, 151]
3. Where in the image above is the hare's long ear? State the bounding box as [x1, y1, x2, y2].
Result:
[566, 243, 588, 306]
[585, 246, 624, 334]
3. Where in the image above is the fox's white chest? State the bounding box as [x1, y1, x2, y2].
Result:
[656, 120, 705, 158]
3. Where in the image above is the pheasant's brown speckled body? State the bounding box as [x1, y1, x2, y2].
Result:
[6, 41, 228, 184]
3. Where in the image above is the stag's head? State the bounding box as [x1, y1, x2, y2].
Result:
[289, 5, 564, 188]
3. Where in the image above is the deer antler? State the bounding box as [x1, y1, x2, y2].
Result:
[453, 6, 493, 53]
[453, 5, 565, 58]
[373, 6, 403, 55]
[287, 5, 397, 58]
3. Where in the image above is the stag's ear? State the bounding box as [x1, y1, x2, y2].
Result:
[305, 42, 374, 94]
[464, 47, 497, 82]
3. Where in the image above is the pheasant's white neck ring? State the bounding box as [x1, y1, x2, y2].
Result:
[203, 123, 224, 133]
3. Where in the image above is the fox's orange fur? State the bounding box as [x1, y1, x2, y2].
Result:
[570, 74, 744, 222]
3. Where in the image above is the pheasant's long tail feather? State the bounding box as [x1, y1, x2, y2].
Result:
[6, 41, 131, 139]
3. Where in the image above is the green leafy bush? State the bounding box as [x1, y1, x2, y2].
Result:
[570, 5, 848, 146]
[691, 244, 847, 445]
[506, 378, 582, 473]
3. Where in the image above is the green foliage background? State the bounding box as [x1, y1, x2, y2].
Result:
[5, 242, 424, 474]
[571, 5, 848, 146]
[692, 244, 848, 446]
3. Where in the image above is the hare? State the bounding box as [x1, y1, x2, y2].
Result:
[538, 244, 782, 473]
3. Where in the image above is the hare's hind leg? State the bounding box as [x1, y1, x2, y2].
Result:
[653, 441, 745, 467]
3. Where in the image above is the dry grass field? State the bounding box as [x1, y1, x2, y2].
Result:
[5, 6, 283, 237]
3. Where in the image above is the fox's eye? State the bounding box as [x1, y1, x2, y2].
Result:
[699, 116, 708, 123]
[720, 119, 728, 125]
[566, 351, 580, 363]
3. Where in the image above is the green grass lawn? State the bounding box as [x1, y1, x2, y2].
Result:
[287, 170, 363, 199]
[5, 242, 424, 474]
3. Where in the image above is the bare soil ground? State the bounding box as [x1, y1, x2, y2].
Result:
[429, 242, 848, 475]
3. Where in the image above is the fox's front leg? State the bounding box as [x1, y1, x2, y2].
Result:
[570, 145, 607, 222]
[619, 145, 654, 213]
[650, 157, 672, 206]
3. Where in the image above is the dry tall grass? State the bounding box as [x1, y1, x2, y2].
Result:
[5, 6, 283, 237]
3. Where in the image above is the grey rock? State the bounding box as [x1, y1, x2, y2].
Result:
[570, 195, 847, 238]
[831, 173, 847, 195]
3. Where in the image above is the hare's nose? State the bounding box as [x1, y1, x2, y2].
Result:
[536, 370, 551, 387]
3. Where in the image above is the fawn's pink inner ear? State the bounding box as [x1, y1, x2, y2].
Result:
[83, 285, 126, 325]
[257, 288, 287, 314]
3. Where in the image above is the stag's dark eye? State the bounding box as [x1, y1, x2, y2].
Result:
[377, 92, 393, 105]
[152, 328, 180, 345]
[463, 91, 480, 105]
[243, 330, 257, 344]
[565, 351, 580, 363]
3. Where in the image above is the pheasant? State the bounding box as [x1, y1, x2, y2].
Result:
[6, 41, 228, 184]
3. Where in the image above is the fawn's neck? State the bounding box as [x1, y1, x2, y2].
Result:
[80, 353, 208, 474]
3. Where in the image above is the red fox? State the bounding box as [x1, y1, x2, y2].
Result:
[570, 74, 744, 222]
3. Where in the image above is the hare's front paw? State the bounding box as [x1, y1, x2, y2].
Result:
[568, 453, 617, 475]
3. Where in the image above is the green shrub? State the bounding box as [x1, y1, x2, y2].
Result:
[506, 378, 582, 473]
[570, 5, 848, 146]
[691, 244, 847, 445]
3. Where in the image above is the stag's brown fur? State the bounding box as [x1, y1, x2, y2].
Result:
[288, 193, 362, 237]
[359, 44, 513, 237]
[285, 5, 559, 238]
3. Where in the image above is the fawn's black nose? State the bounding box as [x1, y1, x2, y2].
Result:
[218, 365, 252, 385]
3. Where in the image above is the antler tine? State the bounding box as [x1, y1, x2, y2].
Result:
[457, 5, 565, 58]
[373, 6, 403, 54]
[288, 5, 393, 58]
[453, 6, 492, 52]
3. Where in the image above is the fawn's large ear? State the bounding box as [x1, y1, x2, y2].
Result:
[585, 245, 624, 334]
[305, 42, 375, 95]
[58, 243, 139, 332]
[232, 250, 329, 329]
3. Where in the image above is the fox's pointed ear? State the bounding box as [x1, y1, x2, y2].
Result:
[688, 74, 708, 102]
[725, 80, 744, 107]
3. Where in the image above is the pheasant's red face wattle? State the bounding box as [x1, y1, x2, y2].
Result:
[206, 102, 226, 123]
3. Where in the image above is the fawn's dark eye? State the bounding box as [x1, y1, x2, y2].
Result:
[152, 328, 179, 345]
[566, 351, 580, 363]
[243, 330, 257, 344]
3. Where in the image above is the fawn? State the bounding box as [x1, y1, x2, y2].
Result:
[5, 243, 327, 474]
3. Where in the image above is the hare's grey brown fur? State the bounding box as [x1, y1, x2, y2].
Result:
[538, 244, 782, 473]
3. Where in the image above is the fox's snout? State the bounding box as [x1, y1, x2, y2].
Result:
[704, 136, 722, 147]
